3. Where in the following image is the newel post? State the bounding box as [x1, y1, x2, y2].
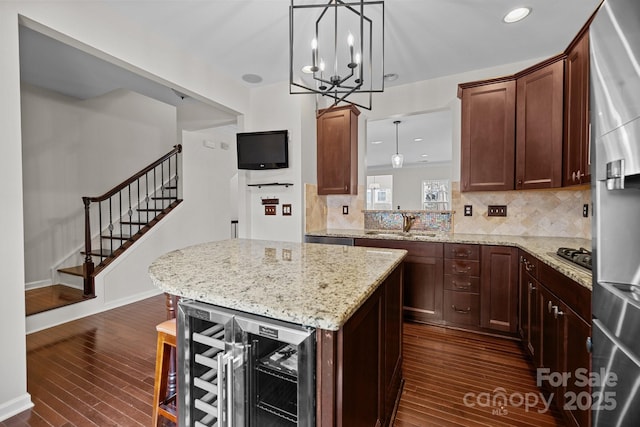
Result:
[82, 197, 95, 297]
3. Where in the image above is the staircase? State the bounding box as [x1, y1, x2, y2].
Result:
[57, 145, 183, 299]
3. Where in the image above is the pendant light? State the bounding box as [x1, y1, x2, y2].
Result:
[391, 120, 404, 168]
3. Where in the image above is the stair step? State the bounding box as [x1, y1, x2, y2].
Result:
[57, 265, 84, 277]
[101, 234, 132, 241]
[137, 208, 165, 212]
[81, 249, 112, 258]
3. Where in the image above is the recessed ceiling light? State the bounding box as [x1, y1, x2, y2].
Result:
[414, 138, 423, 142]
[301, 65, 313, 74]
[383, 73, 399, 82]
[421, 154, 429, 157]
[371, 140, 383, 145]
[242, 74, 263, 84]
[503, 7, 531, 23]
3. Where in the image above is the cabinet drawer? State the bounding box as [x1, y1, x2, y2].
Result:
[445, 243, 479, 260]
[444, 275, 480, 293]
[443, 291, 480, 326]
[444, 259, 480, 276]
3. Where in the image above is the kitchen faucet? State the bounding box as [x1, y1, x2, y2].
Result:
[401, 213, 416, 233]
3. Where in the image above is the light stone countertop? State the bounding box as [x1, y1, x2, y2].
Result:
[306, 229, 593, 290]
[148, 239, 406, 330]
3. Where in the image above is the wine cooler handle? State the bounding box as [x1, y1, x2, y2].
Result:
[217, 352, 225, 427]
[226, 353, 234, 427]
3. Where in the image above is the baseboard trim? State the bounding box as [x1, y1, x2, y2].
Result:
[0, 393, 33, 422]
[25, 280, 51, 291]
[26, 289, 164, 334]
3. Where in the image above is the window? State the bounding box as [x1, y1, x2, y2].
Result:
[422, 179, 450, 211]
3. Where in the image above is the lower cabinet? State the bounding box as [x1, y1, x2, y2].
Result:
[443, 243, 480, 327]
[518, 252, 541, 366]
[480, 246, 519, 333]
[521, 253, 592, 427]
[316, 262, 403, 427]
[354, 239, 444, 323]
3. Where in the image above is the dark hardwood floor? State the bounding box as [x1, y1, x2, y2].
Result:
[395, 323, 565, 426]
[4, 295, 564, 426]
[25, 285, 87, 316]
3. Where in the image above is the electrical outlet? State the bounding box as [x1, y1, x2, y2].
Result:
[583, 204, 589, 217]
[464, 205, 473, 216]
[265, 205, 276, 215]
[488, 205, 507, 217]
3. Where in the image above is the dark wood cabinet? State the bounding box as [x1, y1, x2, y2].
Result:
[354, 239, 444, 324]
[459, 80, 516, 192]
[480, 245, 519, 333]
[564, 30, 591, 186]
[518, 252, 541, 366]
[316, 105, 360, 195]
[317, 262, 403, 427]
[518, 254, 592, 427]
[443, 243, 480, 326]
[515, 58, 565, 190]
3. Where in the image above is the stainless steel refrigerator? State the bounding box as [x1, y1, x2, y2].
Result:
[590, 0, 640, 425]
[178, 299, 316, 427]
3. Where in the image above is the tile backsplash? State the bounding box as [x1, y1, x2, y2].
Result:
[305, 181, 591, 239]
[364, 210, 453, 233]
[451, 182, 591, 238]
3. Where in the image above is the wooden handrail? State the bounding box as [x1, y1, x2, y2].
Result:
[87, 144, 182, 203]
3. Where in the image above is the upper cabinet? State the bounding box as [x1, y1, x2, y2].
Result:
[460, 80, 516, 192]
[563, 30, 591, 186]
[459, 19, 595, 192]
[316, 105, 360, 195]
[515, 58, 565, 190]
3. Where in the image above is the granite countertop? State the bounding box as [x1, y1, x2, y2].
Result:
[306, 229, 593, 290]
[148, 239, 406, 331]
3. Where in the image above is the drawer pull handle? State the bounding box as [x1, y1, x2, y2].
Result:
[548, 300, 553, 314]
[452, 281, 471, 290]
[524, 261, 535, 272]
[528, 281, 536, 293]
[452, 249, 472, 258]
[451, 305, 471, 314]
[453, 266, 472, 274]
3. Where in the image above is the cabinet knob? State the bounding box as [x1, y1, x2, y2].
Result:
[517, 179, 523, 186]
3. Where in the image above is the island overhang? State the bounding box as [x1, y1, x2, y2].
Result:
[148, 238, 406, 330]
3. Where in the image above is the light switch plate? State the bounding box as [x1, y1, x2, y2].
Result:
[464, 205, 473, 216]
[488, 205, 507, 217]
[282, 204, 292, 216]
[342, 205, 349, 215]
[265, 205, 276, 215]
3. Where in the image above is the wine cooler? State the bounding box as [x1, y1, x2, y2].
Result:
[178, 299, 316, 427]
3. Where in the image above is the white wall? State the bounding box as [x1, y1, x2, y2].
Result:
[1, 1, 251, 420]
[21, 85, 177, 285]
[238, 82, 304, 242]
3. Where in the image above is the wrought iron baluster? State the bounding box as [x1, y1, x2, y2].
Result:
[98, 201, 103, 266]
[109, 197, 113, 257]
[128, 184, 133, 238]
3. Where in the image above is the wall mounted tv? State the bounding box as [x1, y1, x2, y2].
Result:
[236, 130, 289, 170]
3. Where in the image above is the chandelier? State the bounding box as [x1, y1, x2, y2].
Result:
[289, 0, 385, 111]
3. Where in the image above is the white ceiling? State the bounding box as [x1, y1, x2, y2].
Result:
[19, 0, 601, 154]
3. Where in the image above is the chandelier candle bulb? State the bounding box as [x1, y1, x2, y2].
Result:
[311, 38, 318, 71]
[348, 32, 355, 65]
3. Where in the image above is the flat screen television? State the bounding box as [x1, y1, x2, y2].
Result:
[236, 130, 289, 170]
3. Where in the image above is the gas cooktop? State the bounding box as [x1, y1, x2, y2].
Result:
[556, 247, 592, 271]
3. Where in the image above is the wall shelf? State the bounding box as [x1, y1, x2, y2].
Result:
[247, 183, 294, 188]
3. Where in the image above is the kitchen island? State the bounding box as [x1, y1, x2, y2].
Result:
[149, 238, 407, 427]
